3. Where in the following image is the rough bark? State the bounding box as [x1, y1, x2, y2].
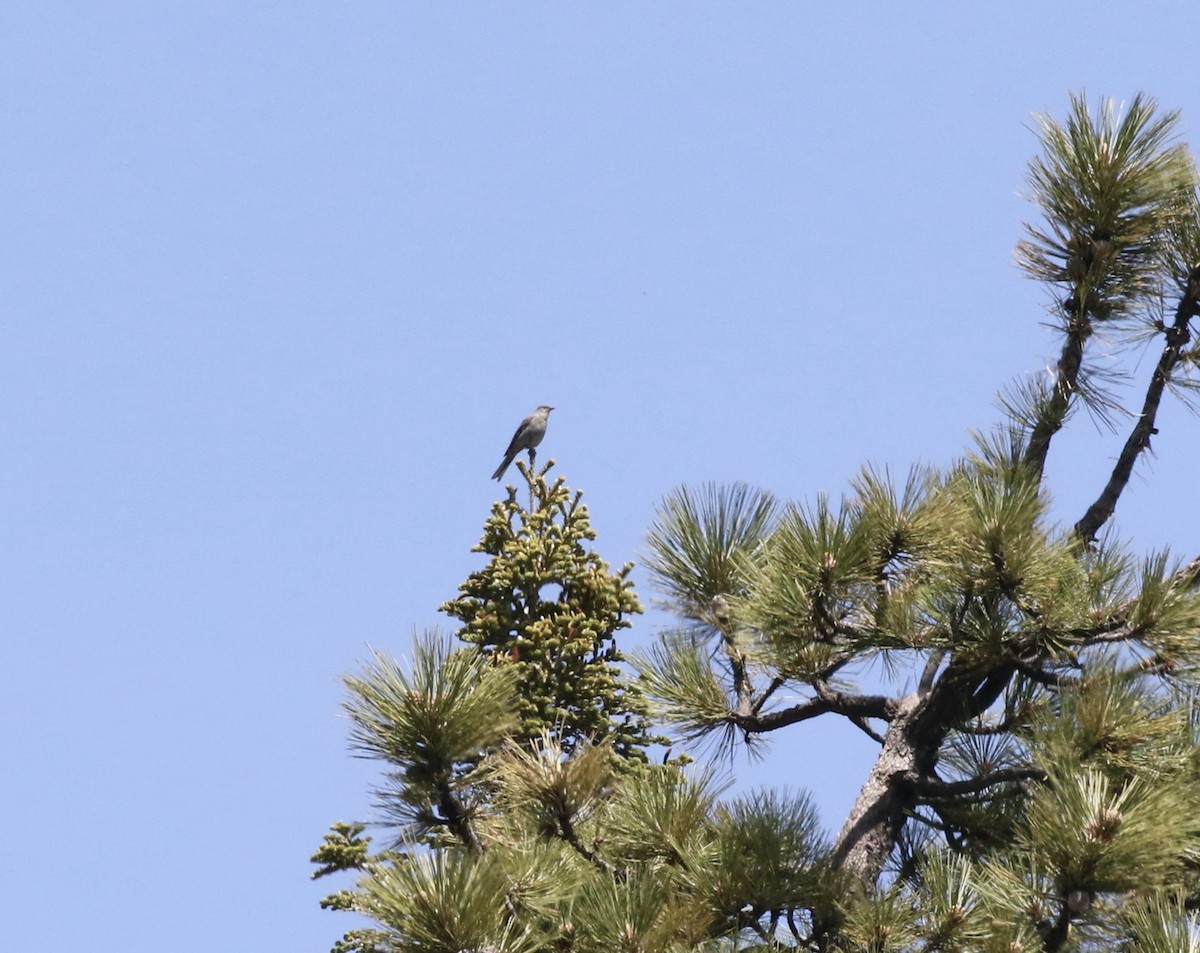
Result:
[831, 659, 1015, 884]
[830, 692, 928, 881]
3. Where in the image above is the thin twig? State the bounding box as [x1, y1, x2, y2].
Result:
[751, 676, 786, 715]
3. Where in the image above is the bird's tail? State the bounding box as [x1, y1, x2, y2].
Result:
[491, 452, 516, 481]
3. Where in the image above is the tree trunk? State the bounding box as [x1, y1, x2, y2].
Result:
[831, 660, 1015, 885]
[831, 693, 925, 883]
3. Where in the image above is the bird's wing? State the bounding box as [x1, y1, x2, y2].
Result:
[504, 420, 532, 454]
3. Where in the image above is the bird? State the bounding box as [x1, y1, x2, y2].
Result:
[492, 405, 554, 481]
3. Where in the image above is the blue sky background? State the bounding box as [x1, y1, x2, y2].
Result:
[4, 3, 1200, 950]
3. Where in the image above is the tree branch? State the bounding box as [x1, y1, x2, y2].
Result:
[1013, 658, 1079, 689]
[1039, 903, 1072, 953]
[815, 652, 858, 682]
[918, 651, 945, 696]
[1120, 652, 1179, 679]
[737, 683, 898, 735]
[848, 716, 888, 745]
[558, 812, 616, 876]
[1074, 285, 1200, 544]
[1082, 623, 1144, 645]
[1024, 312, 1090, 478]
[751, 675, 786, 715]
[909, 766, 1046, 800]
[964, 664, 1018, 720]
[435, 780, 482, 853]
[727, 645, 755, 719]
[1172, 555, 1200, 591]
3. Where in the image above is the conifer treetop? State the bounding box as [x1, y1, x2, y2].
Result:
[440, 461, 657, 761]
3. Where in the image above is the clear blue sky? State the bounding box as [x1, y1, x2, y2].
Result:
[4, 3, 1200, 950]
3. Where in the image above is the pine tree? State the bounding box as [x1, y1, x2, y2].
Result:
[636, 93, 1200, 950]
[316, 94, 1200, 953]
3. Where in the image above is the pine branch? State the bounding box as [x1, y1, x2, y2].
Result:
[750, 675, 786, 715]
[1081, 622, 1145, 645]
[904, 808, 958, 836]
[435, 780, 482, 853]
[909, 767, 1046, 800]
[738, 684, 898, 735]
[557, 812, 617, 876]
[963, 664, 1019, 721]
[814, 679, 891, 743]
[918, 651, 945, 696]
[1016, 95, 1194, 484]
[1119, 652, 1178, 678]
[787, 908, 808, 942]
[1075, 279, 1200, 544]
[848, 716, 888, 745]
[1038, 904, 1072, 953]
[816, 651, 859, 682]
[717, 622, 756, 719]
[1176, 555, 1200, 589]
[1023, 318, 1088, 478]
[1012, 659, 1079, 689]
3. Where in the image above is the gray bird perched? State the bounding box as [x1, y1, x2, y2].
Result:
[492, 405, 554, 481]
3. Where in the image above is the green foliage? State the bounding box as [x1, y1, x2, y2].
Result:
[318, 93, 1200, 953]
[627, 92, 1200, 949]
[836, 883, 920, 952]
[343, 634, 520, 844]
[600, 762, 722, 866]
[360, 849, 550, 953]
[487, 732, 619, 868]
[693, 790, 839, 927]
[1022, 767, 1194, 893]
[1029, 666, 1193, 778]
[906, 852, 992, 951]
[1012, 93, 1199, 441]
[441, 462, 656, 761]
[1016, 92, 1192, 327]
[566, 872, 704, 953]
[645, 483, 780, 625]
[1115, 894, 1200, 953]
[327, 928, 390, 953]
[312, 822, 373, 882]
[630, 630, 735, 743]
[319, 752, 836, 953]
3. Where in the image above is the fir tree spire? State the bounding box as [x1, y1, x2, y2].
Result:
[440, 461, 656, 761]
